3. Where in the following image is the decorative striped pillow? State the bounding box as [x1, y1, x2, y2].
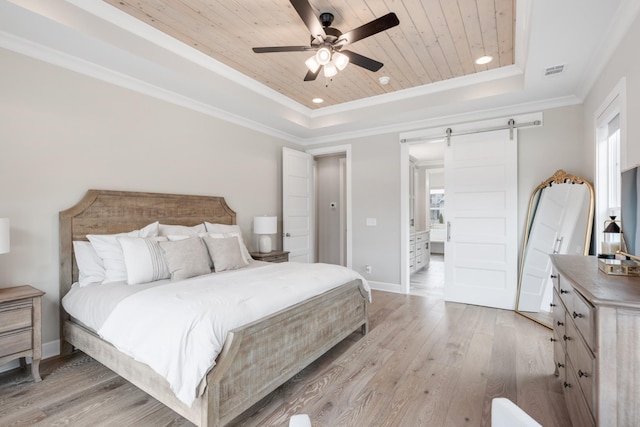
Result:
[118, 236, 171, 285]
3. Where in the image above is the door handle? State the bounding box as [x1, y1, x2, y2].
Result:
[446, 221, 451, 242]
[283, 232, 291, 237]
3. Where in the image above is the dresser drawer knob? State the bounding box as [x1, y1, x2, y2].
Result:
[556, 321, 564, 327]
[563, 382, 572, 388]
[550, 337, 557, 342]
[563, 335, 571, 341]
[550, 274, 558, 279]
[578, 370, 589, 378]
[557, 362, 565, 369]
[572, 311, 584, 319]
[550, 303, 556, 308]
[560, 289, 569, 294]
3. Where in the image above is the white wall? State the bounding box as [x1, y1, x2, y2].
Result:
[0, 48, 291, 345]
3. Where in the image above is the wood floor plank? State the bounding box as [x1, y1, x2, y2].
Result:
[0, 288, 572, 427]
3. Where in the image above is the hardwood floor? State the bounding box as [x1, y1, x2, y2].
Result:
[0, 287, 570, 427]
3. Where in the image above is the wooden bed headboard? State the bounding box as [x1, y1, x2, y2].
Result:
[59, 189, 236, 297]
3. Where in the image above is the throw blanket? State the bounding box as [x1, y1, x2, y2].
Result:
[96, 262, 370, 406]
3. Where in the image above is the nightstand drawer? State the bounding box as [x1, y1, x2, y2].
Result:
[267, 253, 289, 263]
[0, 329, 32, 358]
[0, 305, 32, 334]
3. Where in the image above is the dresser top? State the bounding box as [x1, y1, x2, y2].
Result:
[550, 255, 640, 309]
[0, 285, 45, 304]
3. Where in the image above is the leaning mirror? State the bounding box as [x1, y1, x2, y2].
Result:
[515, 170, 595, 328]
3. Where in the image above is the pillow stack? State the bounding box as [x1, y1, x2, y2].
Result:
[74, 222, 255, 287]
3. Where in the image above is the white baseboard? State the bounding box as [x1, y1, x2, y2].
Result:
[0, 340, 60, 374]
[368, 280, 404, 294]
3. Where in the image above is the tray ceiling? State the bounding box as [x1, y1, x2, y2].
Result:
[103, 0, 515, 109]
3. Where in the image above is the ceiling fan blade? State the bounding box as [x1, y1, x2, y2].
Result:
[290, 0, 326, 40]
[338, 12, 399, 47]
[253, 46, 316, 53]
[341, 50, 383, 72]
[304, 67, 321, 81]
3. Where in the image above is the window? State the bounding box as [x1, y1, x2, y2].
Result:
[595, 79, 626, 252]
[430, 188, 445, 227]
[606, 114, 621, 212]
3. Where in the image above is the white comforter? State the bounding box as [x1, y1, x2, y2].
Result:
[67, 262, 370, 406]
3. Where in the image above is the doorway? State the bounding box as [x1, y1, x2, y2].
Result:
[306, 145, 352, 268]
[408, 144, 445, 297]
[314, 154, 347, 266]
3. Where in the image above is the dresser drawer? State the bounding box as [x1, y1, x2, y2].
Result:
[0, 305, 32, 334]
[553, 331, 566, 382]
[0, 329, 32, 358]
[557, 277, 575, 314]
[572, 290, 595, 351]
[564, 360, 596, 427]
[565, 319, 595, 415]
[552, 290, 566, 332]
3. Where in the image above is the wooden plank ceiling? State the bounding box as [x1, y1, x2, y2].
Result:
[103, 0, 515, 109]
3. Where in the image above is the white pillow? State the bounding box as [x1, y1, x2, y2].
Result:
[87, 222, 159, 283]
[118, 236, 170, 285]
[73, 241, 106, 286]
[204, 222, 252, 262]
[159, 237, 211, 280]
[202, 235, 249, 272]
[158, 223, 206, 236]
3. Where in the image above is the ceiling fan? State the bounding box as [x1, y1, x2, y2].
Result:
[252, 0, 399, 81]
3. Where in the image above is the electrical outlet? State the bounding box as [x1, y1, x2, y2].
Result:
[365, 265, 372, 274]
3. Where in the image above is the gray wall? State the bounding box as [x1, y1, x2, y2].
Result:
[0, 48, 291, 345]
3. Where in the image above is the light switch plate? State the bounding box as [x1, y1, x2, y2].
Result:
[366, 218, 377, 226]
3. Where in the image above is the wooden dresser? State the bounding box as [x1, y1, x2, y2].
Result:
[550, 255, 640, 426]
[0, 285, 45, 382]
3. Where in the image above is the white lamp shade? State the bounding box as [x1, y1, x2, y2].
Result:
[323, 61, 338, 78]
[0, 218, 9, 254]
[305, 55, 321, 73]
[333, 52, 349, 70]
[315, 47, 331, 65]
[254, 216, 277, 253]
[254, 216, 277, 235]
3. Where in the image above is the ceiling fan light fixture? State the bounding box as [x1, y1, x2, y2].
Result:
[332, 52, 349, 71]
[323, 61, 337, 78]
[305, 56, 321, 73]
[316, 47, 332, 65]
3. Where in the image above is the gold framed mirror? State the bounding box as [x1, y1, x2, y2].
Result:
[515, 170, 595, 328]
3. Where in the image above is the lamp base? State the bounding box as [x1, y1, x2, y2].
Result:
[258, 235, 272, 253]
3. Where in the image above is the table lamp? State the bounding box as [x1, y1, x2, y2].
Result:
[254, 216, 277, 253]
[0, 218, 9, 254]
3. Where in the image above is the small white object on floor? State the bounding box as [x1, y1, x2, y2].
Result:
[289, 414, 312, 427]
[491, 398, 542, 427]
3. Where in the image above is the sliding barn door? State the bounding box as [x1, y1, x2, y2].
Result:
[444, 129, 518, 310]
[282, 147, 314, 263]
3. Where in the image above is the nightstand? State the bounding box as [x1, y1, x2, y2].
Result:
[250, 250, 289, 263]
[0, 285, 45, 382]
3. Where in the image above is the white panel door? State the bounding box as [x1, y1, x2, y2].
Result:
[282, 147, 314, 263]
[444, 129, 518, 309]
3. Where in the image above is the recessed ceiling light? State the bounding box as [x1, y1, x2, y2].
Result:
[475, 55, 493, 65]
[379, 76, 391, 85]
[312, 97, 324, 104]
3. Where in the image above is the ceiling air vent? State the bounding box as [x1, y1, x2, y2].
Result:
[544, 64, 565, 77]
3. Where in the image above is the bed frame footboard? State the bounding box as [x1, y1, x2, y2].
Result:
[64, 279, 368, 427]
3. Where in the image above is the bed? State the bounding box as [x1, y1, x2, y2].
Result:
[59, 189, 369, 427]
